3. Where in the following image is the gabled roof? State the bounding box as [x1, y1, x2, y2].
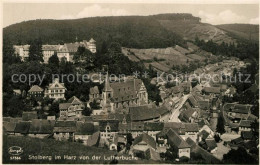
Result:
[53, 121, 77, 133]
[67, 96, 83, 105]
[59, 103, 71, 110]
[75, 121, 95, 135]
[133, 133, 156, 149]
[90, 86, 99, 94]
[3, 122, 16, 132]
[129, 105, 161, 121]
[47, 78, 66, 90]
[231, 137, 244, 145]
[89, 38, 96, 43]
[144, 122, 164, 131]
[231, 104, 252, 114]
[22, 111, 38, 121]
[14, 121, 31, 134]
[13, 89, 22, 95]
[164, 122, 186, 135]
[29, 119, 55, 134]
[28, 85, 43, 92]
[205, 139, 217, 150]
[241, 131, 254, 140]
[104, 78, 144, 103]
[184, 123, 199, 132]
[179, 108, 196, 122]
[99, 120, 119, 132]
[239, 120, 253, 128]
[199, 130, 210, 140]
[167, 129, 190, 149]
[203, 87, 221, 94]
[42, 45, 59, 51]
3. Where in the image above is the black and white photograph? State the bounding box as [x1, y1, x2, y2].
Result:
[2, 0, 259, 164]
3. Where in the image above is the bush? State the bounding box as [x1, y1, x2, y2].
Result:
[179, 156, 190, 162]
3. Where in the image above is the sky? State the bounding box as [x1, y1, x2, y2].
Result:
[3, 3, 259, 27]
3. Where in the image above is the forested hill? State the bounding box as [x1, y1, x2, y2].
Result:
[3, 15, 188, 50]
[4, 13, 258, 50]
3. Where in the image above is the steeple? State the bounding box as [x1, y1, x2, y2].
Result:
[104, 72, 112, 91]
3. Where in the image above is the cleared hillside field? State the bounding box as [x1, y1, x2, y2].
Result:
[122, 42, 213, 72]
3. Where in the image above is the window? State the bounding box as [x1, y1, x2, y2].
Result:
[55, 84, 59, 87]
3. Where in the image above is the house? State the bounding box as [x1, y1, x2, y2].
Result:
[132, 133, 157, 156]
[205, 139, 217, 153]
[238, 120, 253, 133]
[241, 131, 254, 141]
[53, 121, 76, 141]
[231, 137, 244, 146]
[226, 104, 252, 122]
[28, 85, 44, 98]
[3, 122, 16, 135]
[42, 45, 59, 63]
[132, 133, 160, 160]
[28, 119, 55, 138]
[59, 96, 85, 120]
[199, 124, 215, 140]
[13, 45, 29, 61]
[44, 78, 66, 100]
[130, 122, 145, 138]
[101, 76, 148, 113]
[14, 121, 31, 136]
[183, 123, 199, 142]
[22, 111, 38, 121]
[224, 86, 237, 97]
[166, 129, 191, 159]
[74, 121, 95, 145]
[47, 116, 56, 120]
[202, 87, 221, 96]
[89, 86, 100, 102]
[179, 108, 198, 123]
[13, 89, 22, 96]
[143, 122, 164, 140]
[99, 120, 119, 140]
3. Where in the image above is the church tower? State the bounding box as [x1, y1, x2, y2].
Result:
[102, 73, 113, 113]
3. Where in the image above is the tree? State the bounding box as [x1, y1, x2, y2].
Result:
[216, 114, 225, 134]
[48, 53, 59, 66]
[82, 106, 92, 116]
[126, 133, 133, 151]
[223, 147, 257, 164]
[90, 100, 100, 110]
[28, 39, 43, 62]
[49, 101, 60, 118]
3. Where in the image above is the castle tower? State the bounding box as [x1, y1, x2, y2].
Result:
[88, 38, 96, 53]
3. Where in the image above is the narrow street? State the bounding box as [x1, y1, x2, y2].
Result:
[168, 94, 190, 122]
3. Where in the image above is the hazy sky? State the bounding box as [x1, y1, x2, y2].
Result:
[3, 3, 259, 27]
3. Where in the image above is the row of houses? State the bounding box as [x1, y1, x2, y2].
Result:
[14, 78, 67, 100]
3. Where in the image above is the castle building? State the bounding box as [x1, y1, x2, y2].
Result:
[101, 75, 148, 113]
[13, 38, 96, 63]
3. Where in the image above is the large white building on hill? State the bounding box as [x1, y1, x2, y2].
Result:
[13, 38, 96, 63]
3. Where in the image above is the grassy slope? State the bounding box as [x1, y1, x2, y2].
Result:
[3, 135, 161, 164]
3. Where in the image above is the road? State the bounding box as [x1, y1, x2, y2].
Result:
[168, 94, 190, 122]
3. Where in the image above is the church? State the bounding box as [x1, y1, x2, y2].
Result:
[101, 75, 148, 113]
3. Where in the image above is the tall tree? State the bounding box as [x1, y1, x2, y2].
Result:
[28, 39, 43, 62]
[216, 114, 225, 134]
[48, 53, 59, 66]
